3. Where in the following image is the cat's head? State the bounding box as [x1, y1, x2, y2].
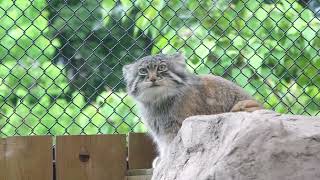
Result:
[122, 52, 191, 103]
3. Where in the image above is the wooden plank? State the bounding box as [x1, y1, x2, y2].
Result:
[0, 138, 5, 180]
[5, 136, 53, 180]
[126, 175, 152, 180]
[126, 169, 153, 180]
[127, 169, 153, 176]
[128, 133, 157, 169]
[56, 134, 126, 180]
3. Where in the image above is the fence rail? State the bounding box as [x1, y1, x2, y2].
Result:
[0, 0, 319, 137]
[0, 133, 156, 180]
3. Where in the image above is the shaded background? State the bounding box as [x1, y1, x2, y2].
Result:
[0, 0, 319, 136]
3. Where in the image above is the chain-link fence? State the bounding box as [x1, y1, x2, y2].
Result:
[0, 0, 319, 137]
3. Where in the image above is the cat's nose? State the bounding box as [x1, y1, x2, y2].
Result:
[148, 72, 158, 82]
[149, 76, 157, 82]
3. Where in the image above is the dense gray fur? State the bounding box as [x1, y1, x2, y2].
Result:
[122, 53, 257, 158]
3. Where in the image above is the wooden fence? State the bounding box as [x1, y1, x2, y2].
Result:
[0, 133, 157, 180]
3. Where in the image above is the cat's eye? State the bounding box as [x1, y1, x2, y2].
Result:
[158, 64, 167, 72]
[138, 68, 148, 75]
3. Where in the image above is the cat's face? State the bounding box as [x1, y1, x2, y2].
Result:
[123, 53, 189, 103]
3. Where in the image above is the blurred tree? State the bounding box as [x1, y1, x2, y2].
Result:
[0, 0, 319, 137]
[262, 0, 320, 17]
[298, 0, 320, 17]
[46, 0, 153, 101]
[131, 0, 320, 114]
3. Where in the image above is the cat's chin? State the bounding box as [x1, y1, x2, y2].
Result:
[136, 86, 179, 103]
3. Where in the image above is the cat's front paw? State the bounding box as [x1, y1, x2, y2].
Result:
[152, 156, 161, 168]
[231, 100, 264, 112]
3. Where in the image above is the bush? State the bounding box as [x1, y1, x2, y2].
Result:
[0, 0, 319, 136]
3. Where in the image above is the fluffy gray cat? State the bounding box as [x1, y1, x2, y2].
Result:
[122, 52, 262, 165]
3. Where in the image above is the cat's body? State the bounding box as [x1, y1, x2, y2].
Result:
[138, 75, 256, 156]
[123, 53, 262, 158]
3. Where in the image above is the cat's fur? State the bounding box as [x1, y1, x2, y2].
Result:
[123, 52, 263, 159]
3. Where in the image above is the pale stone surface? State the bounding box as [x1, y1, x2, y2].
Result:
[152, 110, 320, 180]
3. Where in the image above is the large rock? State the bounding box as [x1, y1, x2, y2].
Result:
[152, 110, 320, 180]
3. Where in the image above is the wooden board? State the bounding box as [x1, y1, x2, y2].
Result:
[56, 134, 126, 180]
[5, 136, 52, 180]
[128, 133, 157, 169]
[127, 169, 153, 176]
[126, 175, 152, 180]
[126, 169, 153, 180]
[0, 138, 5, 180]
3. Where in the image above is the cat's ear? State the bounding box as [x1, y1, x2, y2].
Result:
[171, 51, 185, 65]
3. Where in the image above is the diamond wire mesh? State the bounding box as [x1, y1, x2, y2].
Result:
[0, 0, 319, 137]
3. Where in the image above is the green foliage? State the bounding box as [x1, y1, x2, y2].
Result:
[0, 0, 146, 136]
[0, 0, 319, 137]
[132, 0, 320, 115]
[47, 0, 153, 99]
